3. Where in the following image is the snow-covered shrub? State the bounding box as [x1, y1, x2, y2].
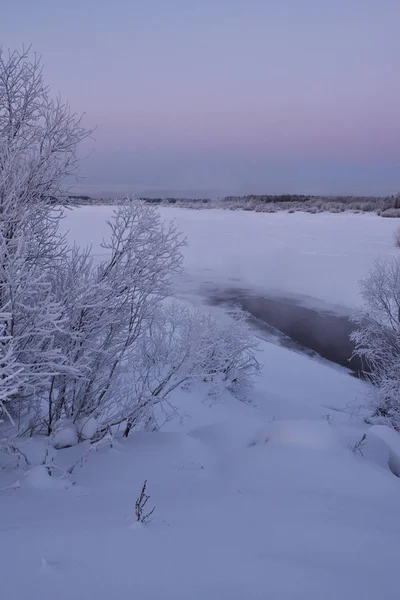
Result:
[111, 303, 260, 436]
[0, 314, 21, 426]
[0, 48, 260, 446]
[44, 202, 185, 434]
[351, 258, 400, 430]
[360, 201, 375, 212]
[0, 47, 90, 429]
[381, 208, 400, 218]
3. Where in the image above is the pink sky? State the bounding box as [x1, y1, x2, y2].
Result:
[2, 0, 400, 196]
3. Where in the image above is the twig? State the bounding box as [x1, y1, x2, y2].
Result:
[135, 479, 155, 523]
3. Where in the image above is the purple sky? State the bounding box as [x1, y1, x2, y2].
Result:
[3, 0, 400, 196]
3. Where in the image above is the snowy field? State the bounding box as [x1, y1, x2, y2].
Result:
[62, 206, 400, 309]
[1, 206, 400, 599]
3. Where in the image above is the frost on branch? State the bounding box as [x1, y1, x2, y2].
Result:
[45, 202, 185, 433]
[0, 313, 22, 425]
[119, 303, 260, 436]
[0, 46, 90, 204]
[0, 47, 91, 434]
[351, 258, 400, 430]
[0, 47, 260, 448]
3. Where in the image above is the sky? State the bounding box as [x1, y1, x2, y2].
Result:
[2, 0, 400, 197]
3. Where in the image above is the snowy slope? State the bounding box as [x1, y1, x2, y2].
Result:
[1, 207, 399, 599]
[1, 341, 399, 600]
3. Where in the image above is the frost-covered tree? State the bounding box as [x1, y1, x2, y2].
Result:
[0, 47, 88, 206]
[0, 312, 22, 425]
[0, 47, 261, 443]
[351, 258, 400, 429]
[0, 47, 90, 426]
[44, 202, 185, 433]
[41, 203, 259, 438]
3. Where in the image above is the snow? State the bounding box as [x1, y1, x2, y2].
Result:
[368, 425, 400, 476]
[75, 416, 99, 441]
[1, 377, 399, 599]
[23, 465, 69, 491]
[1, 339, 398, 599]
[61, 206, 400, 309]
[250, 418, 337, 449]
[1, 206, 400, 599]
[51, 419, 78, 449]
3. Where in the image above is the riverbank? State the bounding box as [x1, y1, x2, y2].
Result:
[209, 288, 363, 376]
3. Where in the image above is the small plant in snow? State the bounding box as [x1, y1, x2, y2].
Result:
[135, 480, 155, 524]
[322, 413, 333, 425]
[349, 433, 367, 456]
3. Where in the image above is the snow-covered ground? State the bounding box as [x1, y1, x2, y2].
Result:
[62, 206, 400, 309]
[1, 207, 399, 599]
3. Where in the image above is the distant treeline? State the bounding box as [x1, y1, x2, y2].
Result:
[138, 197, 211, 205]
[68, 193, 400, 217]
[67, 196, 211, 206]
[224, 194, 312, 204]
[216, 194, 400, 217]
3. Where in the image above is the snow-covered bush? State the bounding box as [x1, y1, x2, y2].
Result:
[381, 208, 400, 218]
[44, 202, 185, 433]
[0, 47, 260, 446]
[105, 303, 260, 436]
[0, 47, 90, 428]
[351, 259, 400, 429]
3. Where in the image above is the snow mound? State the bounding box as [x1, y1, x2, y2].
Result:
[250, 419, 337, 450]
[51, 419, 78, 449]
[24, 466, 68, 490]
[368, 425, 400, 477]
[129, 521, 146, 531]
[76, 416, 99, 441]
[189, 417, 263, 455]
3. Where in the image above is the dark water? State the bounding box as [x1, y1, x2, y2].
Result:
[209, 288, 364, 376]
